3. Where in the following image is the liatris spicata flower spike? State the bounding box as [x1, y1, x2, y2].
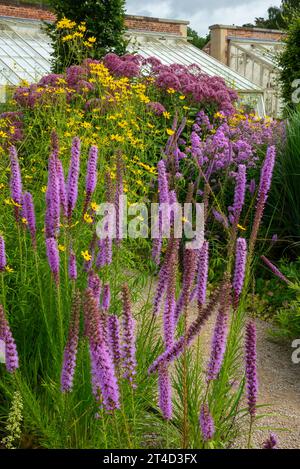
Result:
[157, 159, 170, 204]
[56, 159, 68, 218]
[9, 146, 22, 220]
[84, 289, 120, 411]
[67, 137, 80, 219]
[121, 284, 137, 386]
[163, 243, 177, 349]
[206, 277, 231, 381]
[261, 256, 289, 284]
[115, 152, 124, 245]
[174, 247, 197, 322]
[101, 284, 111, 312]
[84, 145, 98, 208]
[158, 239, 178, 420]
[245, 320, 258, 417]
[249, 179, 256, 195]
[149, 281, 224, 374]
[23, 192, 36, 248]
[262, 432, 278, 449]
[152, 159, 170, 264]
[196, 241, 209, 306]
[68, 249, 77, 281]
[46, 237, 60, 285]
[153, 236, 176, 315]
[249, 146, 276, 253]
[0, 235, 6, 272]
[107, 315, 121, 367]
[0, 305, 19, 372]
[158, 364, 172, 420]
[212, 208, 228, 229]
[45, 153, 60, 238]
[232, 164, 246, 225]
[61, 291, 81, 392]
[233, 238, 247, 306]
[51, 129, 59, 158]
[199, 404, 215, 441]
[88, 271, 101, 307]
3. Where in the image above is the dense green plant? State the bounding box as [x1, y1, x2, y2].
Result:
[246, 0, 300, 29]
[187, 28, 210, 50]
[277, 16, 300, 109]
[269, 109, 300, 253]
[47, 0, 127, 72]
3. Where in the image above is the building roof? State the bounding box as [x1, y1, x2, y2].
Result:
[127, 33, 263, 93]
[0, 17, 51, 86]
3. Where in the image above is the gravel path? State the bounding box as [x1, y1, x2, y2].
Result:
[250, 319, 300, 449]
[201, 316, 300, 449]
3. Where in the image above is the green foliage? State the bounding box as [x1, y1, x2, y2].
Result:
[277, 17, 300, 109]
[47, 0, 127, 72]
[269, 109, 300, 250]
[247, 0, 300, 29]
[187, 28, 210, 50]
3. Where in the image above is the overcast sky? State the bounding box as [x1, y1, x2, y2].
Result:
[125, 0, 282, 36]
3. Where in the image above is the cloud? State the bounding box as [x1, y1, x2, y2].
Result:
[125, 0, 282, 35]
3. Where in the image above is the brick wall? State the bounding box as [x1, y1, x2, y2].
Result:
[0, 2, 55, 21]
[225, 26, 284, 42]
[0, 3, 188, 36]
[125, 15, 187, 36]
[209, 24, 284, 64]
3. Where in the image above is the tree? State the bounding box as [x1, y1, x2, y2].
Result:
[246, 1, 300, 30]
[187, 27, 210, 50]
[47, 0, 127, 72]
[277, 16, 300, 109]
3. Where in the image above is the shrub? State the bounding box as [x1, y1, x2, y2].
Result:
[47, 0, 127, 71]
[277, 16, 300, 110]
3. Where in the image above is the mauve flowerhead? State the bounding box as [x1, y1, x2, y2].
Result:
[46, 237, 60, 285]
[9, 145, 22, 208]
[0, 236, 6, 272]
[67, 137, 81, 219]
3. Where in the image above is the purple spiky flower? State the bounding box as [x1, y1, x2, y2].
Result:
[9, 146, 22, 220]
[232, 164, 246, 225]
[121, 284, 136, 386]
[23, 192, 36, 248]
[46, 237, 60, 285]
[115, 152, 124, 245]
[157, 159, 170, 204]
[0, 235, 6, 272]
[262, 432, 278, 449]
[261, 256, 289, 284]
[250, 146, 276, 252]
[245, 320, 258, 417]
[61, 291, 81, 392]
[233, 238, 247, 305]
[67, 137, 81, 220]
[84, 288, 120, 412]
[196, 241, 209, 306]
[88, 270, 101, 307]
[149, 280, 226, 375]
[68, 249, 77, 281]
[101, 284, 111, 311]
[174, 247, 197, 322]
[199, 404, 215, 442]
[85, 145, 98, 201]
[158, 364, 172, 420]
[45, 153, 60, 238]
[206, 282, 231, 381]
[0, 304, 19, 373]
[107, 315, 121, 368]
[56, 159, 68, 218]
